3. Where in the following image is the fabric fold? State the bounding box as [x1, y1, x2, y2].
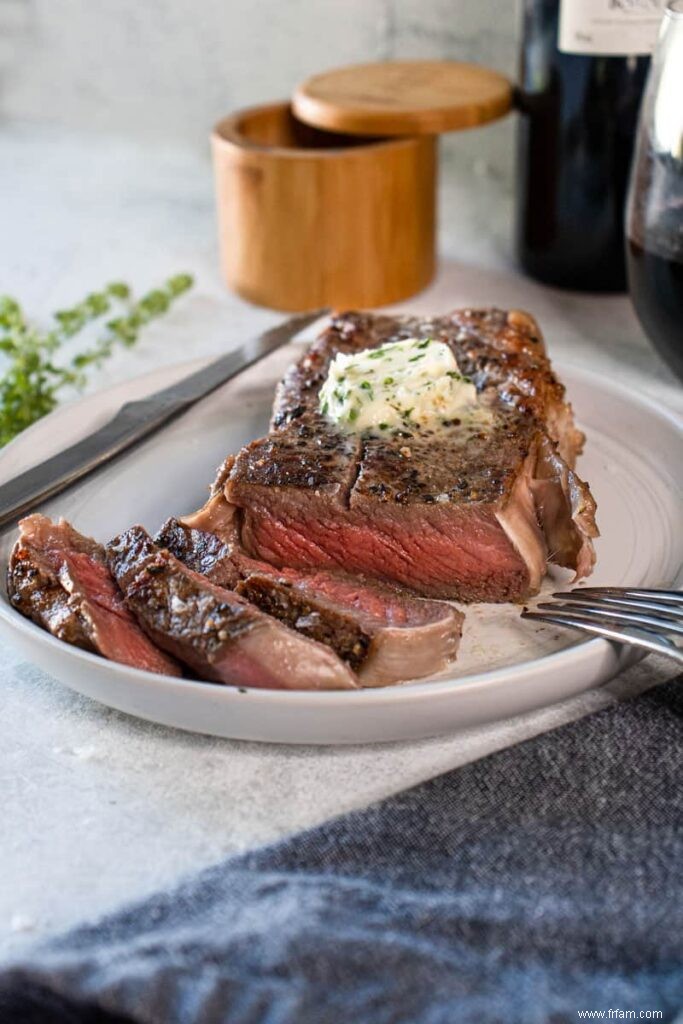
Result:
[1, 678, 681, 1024]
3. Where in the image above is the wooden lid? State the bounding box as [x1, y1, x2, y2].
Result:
[292, 60, 512, 137]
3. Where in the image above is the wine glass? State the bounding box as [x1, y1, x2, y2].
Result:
[626, 0, 683, 381]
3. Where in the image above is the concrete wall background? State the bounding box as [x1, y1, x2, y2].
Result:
[0, 0, 518, 180]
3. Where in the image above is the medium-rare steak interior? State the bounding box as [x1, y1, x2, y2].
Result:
[7, 515, 181, 676]
[106, 526, 359, 690]
[225, 309, 598, 601]
[156, 508, 464, 686]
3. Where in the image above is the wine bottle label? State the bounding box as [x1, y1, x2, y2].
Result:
[558, 0, 666, 55]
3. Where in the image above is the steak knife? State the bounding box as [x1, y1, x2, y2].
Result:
[0, 308, 328, 530]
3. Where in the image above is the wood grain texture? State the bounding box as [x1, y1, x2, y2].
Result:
[292, 60, 513, 137]
[212, 103, 436, 311]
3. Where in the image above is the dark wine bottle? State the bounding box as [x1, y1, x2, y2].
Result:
[516, 0, 665, 292]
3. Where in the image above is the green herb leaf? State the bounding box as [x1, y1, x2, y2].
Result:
[0, 273, 194, 447]
[166, 274, 193, 297]
[107, 282, 130, 300]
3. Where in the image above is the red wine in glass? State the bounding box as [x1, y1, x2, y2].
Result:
[627, 238, 683, 380]
[626, 1, 683, 381]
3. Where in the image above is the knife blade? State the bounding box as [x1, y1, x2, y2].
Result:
[0, 308, 328, 530]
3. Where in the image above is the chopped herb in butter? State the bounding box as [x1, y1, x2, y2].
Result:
[318, 337, 484, 433]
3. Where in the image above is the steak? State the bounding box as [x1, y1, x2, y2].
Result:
[7, 515, 181, 676]
[155, 502, 463, 686]
[106, 526, 358, 690]
[225, 309, 598, 601]
[236, 569, 462, 686]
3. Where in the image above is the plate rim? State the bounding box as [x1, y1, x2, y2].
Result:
[0, 358, 680, 709]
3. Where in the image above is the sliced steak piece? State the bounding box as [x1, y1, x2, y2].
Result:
[155, 509, 463, 687]
[236, 568, 462, 687]
[226, 309, 598, 601]
[106, 526, 358, 691]
[155, 510, 241, 590]
[7, 515, 181, 676]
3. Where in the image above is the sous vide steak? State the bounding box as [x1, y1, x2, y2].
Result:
[155, 505, 463, 687]
[225, 309, 598, 601]
[107, 526, 358, 690]
[237, 569, 462, 687]
[7, 515, 181, 676]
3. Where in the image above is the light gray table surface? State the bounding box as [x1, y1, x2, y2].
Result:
[1, 122, 681, 961]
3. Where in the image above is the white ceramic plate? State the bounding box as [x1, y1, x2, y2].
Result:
[0, 347, 681, 744]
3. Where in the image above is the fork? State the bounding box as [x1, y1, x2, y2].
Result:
[521, 587, 683, 665]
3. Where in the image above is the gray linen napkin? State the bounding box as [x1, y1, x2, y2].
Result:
[1, 677, 681, 1024]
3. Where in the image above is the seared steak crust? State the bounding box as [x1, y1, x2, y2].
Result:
[157, 517, 371, 670]
[156, 511, 463, 686]
[108, 527, 255, 658]
[8, 542, 95, 651]
[226, 310, 598, 601]
[7, 516, 181, 676]
[274, 309, 563, 426]
[107, 526, 358, 690]
[352, 413, 534, 509]
[153, 516, 239, 589]
[236, 573, 371, 672]
[264, 309, 574, 503]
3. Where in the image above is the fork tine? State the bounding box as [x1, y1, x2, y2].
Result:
[550, 592, 683, 621]
[539, 601, 683, 635]
[548, 593, 683, 614]
[521, 610, 683, 665]
[553, 587, 683, 605]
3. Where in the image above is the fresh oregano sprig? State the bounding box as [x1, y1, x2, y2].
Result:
[0, 273, 193, 447]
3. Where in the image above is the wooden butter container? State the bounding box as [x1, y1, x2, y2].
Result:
[212, 103, 436, 311]
[212, 62, 511, 311]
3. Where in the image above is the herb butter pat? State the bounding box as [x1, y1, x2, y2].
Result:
[319, 338, 482, 433]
